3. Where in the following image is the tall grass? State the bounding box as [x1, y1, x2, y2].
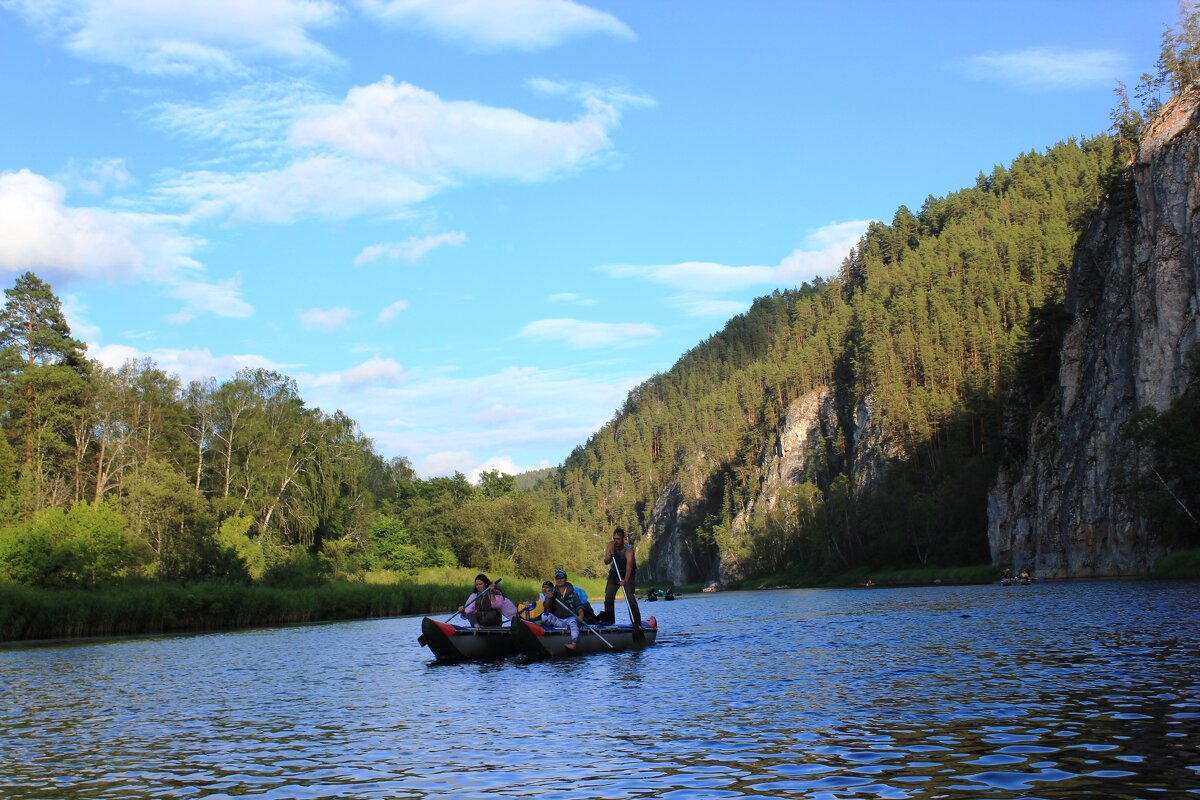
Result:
[0, 567, 622, 644]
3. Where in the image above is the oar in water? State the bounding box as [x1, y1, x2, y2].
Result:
[553, 596, 614, 650]
[610, 558, 645, 644]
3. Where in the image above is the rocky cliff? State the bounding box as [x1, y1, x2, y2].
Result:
[640, 92, 1200, 586]
[641, 385, 892, 585]
[987, 89, 1200, 577]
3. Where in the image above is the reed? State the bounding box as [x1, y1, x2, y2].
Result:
[0, 579, 465, 644]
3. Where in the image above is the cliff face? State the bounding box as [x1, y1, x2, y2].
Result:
[988, 89, 1200, 577]
[641, 93, 1200, 585]
[642, 386, 890, 584]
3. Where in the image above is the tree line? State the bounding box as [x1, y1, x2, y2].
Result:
[0, 274, 588, 589]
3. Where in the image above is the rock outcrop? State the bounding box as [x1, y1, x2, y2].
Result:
[988, 89, 1200, 577]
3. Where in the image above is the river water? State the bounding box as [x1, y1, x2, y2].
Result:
[2, 580, 1197, 799]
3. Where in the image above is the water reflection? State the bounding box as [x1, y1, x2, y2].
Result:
[1, 580, 1197, 798]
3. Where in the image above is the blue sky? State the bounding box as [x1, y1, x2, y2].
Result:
[0, 0, 1178, 480]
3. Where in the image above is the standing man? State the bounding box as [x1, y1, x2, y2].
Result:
[602, 527, 641, 629]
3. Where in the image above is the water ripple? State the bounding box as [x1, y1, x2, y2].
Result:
[1, 580, 1197, 798]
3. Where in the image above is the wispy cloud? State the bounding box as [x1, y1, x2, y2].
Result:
[56, 157, 135, 197]
[148, 76, 639, 225]
[153, 156, 437, 224]
[600, 220, 869, 295]
[5, 0, 342, 76]
[292, 77, 622, 183]
[299, 306, 353, 332]
[963, 47, 1128, 90]
[519, 318, 660, 348]
[20, 0, 337, 77]
[668, 295, 750, 319]
[342, 356, 405, 387]
[355, 231, 466, 265]
[377, 299, 410, 323]
[356, 0, 634, 51]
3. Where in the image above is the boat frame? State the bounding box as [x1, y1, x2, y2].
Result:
[419, 617, 517, 662]
[510, 616, 657, 659]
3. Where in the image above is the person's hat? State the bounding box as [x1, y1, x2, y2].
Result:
[554, 569, 567, 579]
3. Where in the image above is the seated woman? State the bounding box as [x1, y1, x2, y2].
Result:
[459, 573, 517, 627]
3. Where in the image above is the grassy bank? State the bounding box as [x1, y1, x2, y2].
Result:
[0, 569, 616, 644]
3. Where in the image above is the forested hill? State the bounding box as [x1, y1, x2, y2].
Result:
[535, 135, 1129, 584]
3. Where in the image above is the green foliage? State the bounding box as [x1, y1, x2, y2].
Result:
[262, 548, 330, 588]
[368, 513, 423, 574]
[1151, 547, 1200, 578]
[216, 515, 263, 579]
[0, 500, 150, 587]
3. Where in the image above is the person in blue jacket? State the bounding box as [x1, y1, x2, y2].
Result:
[542, 569, 583, 650]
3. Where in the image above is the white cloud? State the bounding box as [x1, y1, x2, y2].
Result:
[354, 231, 466, 265]
[57, 157, 135, 196]
[87, 343, 287, 382]
[342, 356, 404, 387]
[603, 260, 776, 293]
[0, 169, 252, 318]
[147, 77, 641, 226]
[519, 318, 660, 348]
[151, 81, 327, 158]
[668, 295, 751, 318]
[464, 455, 549, 485]
[356, 0, 633, 51]
[291, 77, 619, 183]
[964, 47, 1128, 90]
[476, 403, 531, 424]
[6, 0, 342, 76]
[300, 306, 353, 332]
[154, 156, 437, 224]
[170, 276, 253, 318]
[377, 299, 410, 323]
[600, 219, 870, 293]
[304, 362, 642, 478]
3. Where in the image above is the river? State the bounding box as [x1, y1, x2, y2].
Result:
[2, 579, 1197, 799]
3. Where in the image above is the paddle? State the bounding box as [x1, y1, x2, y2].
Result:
[610, 557, 645, 644]
[445, 578, 503, 623]
[553, 595, 614, 650]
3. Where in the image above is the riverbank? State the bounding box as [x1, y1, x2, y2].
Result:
[7, 550, 1196, 645]
[0, 571, 616, 645]
[730, 548, 1200, 590]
